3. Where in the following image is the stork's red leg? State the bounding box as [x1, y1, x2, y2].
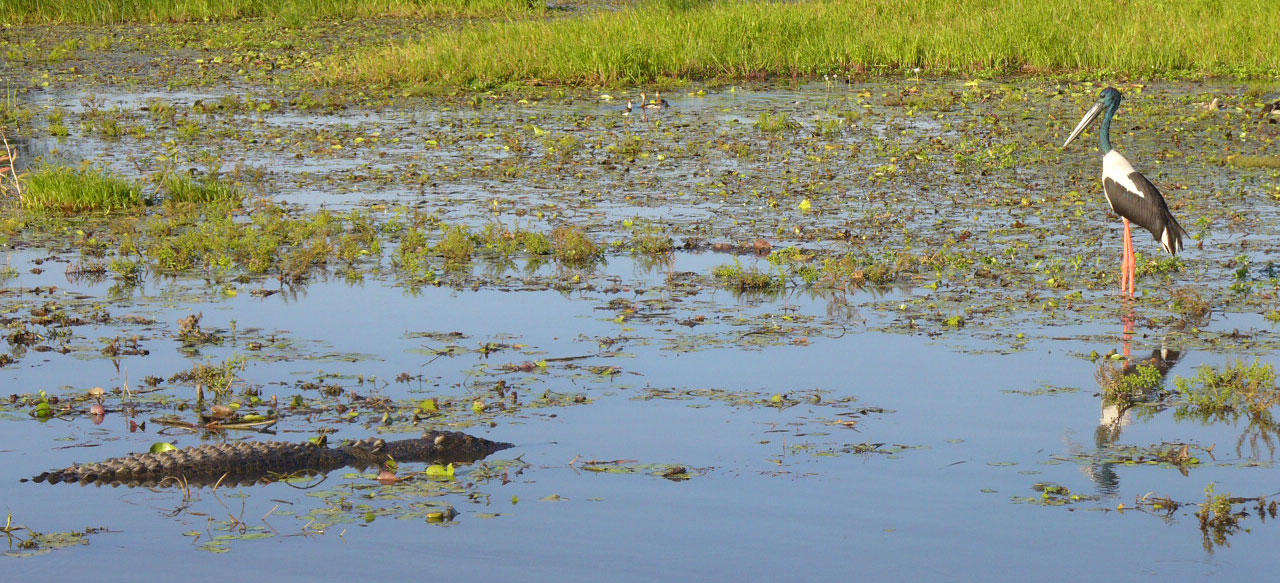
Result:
[1119, 219, 1131, 295]
[1124, 219, 1135, 296]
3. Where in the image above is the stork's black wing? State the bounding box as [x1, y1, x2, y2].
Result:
[1103, 171, 1187, 255]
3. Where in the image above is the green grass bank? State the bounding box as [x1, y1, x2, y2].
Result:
[327, 0, 1280, 88]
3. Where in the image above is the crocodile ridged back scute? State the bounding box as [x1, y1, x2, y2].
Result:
[32, 439, 353, 486]
[29, 432, 511, 487]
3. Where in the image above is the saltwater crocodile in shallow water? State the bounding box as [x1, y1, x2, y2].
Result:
[26, 430, 513, 487]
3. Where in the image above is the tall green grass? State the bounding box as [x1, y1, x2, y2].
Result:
[327, 0, 1280, 87]
[22, 166, 144, 213]
[1, 0, 542, 24]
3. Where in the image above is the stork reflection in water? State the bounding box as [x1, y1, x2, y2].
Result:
[1074, 312, 1183, 494]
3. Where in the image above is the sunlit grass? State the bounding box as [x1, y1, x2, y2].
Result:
[327, 0, 1280, 88]
[1, 0, 542, 24]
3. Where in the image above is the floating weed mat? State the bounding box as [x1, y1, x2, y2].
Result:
[1022, 484, 1280, 552]
[1056, 441, 1211, 477]
[145, 458, 515, 552]
[289, 460, 508, 538]
[190, 527, 274, 554]
[1012, 482, 1100, 507]
[1002, 385, 1083, 397]
[577, 460, 702, 482]
[1, 514, 109, 558]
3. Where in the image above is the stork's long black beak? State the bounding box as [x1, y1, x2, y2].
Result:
[1062, 100, 1105, 148]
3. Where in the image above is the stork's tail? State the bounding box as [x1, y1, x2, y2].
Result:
[1157, 213, 1188, 255]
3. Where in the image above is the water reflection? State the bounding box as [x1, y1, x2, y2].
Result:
[1085, 310, 1184, 495]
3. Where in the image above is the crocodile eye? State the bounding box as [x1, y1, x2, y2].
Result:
[372, 439, 386, 452]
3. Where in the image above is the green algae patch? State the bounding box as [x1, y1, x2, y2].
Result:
[1064, 442, 1208, 473]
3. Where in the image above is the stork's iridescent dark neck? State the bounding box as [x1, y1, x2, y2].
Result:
[1097, 88, 1122, 154]
[1099, 101, 1115, 154]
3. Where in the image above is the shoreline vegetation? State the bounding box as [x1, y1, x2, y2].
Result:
[1, 1, 1276, 86]
[327, 0, 1280, 87]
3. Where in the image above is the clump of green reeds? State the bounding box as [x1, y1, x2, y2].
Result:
[160, 173, 245, 206]
[22, 166, 144, 213]
[1, 0, 542, 24]
[327, 0, 1280, 88]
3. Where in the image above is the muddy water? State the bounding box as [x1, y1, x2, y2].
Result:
[3, 72, 1280, 580]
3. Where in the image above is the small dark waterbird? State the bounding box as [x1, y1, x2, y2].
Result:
[1062, 87, 1188, 296]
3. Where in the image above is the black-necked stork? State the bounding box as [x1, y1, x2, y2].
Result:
[1062, 87, 1188, 296]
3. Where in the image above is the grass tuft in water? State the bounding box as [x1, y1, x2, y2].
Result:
[551, 226, 601, 267]
[712, 260, 782, 292]
[437, 225, 475, 266]
[22, 166, 144, 213]
[161, 173, 245, 206]
[755, 112, 801, 133]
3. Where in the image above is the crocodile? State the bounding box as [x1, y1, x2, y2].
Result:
[26, 430, 512, 488]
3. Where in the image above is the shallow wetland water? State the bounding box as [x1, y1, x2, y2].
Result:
[3, 24, 1280, 580]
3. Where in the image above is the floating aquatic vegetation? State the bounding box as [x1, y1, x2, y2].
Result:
[1013, 482, 1099, 506]
[1, 514, 107, 558]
